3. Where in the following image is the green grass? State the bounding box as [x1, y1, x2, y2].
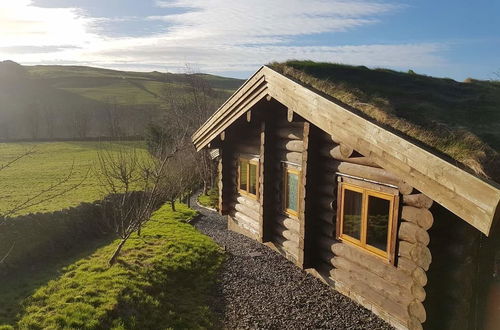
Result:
[197, 188, 219, 210]
[3, 203, 224, 329]
[0, 141, 147, 215]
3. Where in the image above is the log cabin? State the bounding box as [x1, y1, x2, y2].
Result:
[192, 61, 500, 330]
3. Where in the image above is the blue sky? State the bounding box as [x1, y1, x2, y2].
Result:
[0, 0, 498, 80]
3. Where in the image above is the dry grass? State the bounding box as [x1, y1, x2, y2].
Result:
[269, 61, 500, 182]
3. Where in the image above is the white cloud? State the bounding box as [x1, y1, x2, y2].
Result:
[0, 0, 447, 76]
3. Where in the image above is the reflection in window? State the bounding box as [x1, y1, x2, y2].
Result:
[239, 159, 248, 191]
[238, 158, 259, 198]
[338, 182, 396, 261]
[366, 196, 390, 251]
[343, 189, 362, 240]
[283, 166, 300, 216]
[249, 163, 258, 195]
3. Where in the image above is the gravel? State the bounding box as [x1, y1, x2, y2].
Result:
[190, 198, 393, 330]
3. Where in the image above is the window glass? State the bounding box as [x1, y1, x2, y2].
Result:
[249, 163, 258, 195]
[366, 195, 390, 251]
[343, 189, 362, 240]
[239, 160, 248, 191]
[286, 171, 299, 212]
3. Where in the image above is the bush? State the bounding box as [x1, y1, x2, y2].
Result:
[14, 203, 224, 329]
[197, 188, 218, 210]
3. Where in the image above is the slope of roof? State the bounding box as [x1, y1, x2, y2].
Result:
[269, 61, 500, 183]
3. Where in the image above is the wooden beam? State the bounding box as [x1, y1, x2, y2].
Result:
[287, 108, 294, 122]
[220, 131, 225, 141]
[266, 94, 272, 101]
[246, 110, 252, 122]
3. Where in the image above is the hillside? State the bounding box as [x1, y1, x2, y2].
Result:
[0, 61, 243, 140]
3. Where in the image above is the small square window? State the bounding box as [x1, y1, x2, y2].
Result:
[283, 165, 301, 217]
[238, 157, 259, 198]
[337, 181, 398, 263]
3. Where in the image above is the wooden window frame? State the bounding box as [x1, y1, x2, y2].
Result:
[237, 156, 259, 199]
[282, 164, 301, 218]
[336, 181, 399, 264]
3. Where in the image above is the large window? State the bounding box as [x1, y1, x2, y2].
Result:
[238, 157, 259, 198]
[283, 165, 301, 217]
[337, 181, 398, 262]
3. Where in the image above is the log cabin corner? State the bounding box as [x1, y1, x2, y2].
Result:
[192, 61, 500, 330]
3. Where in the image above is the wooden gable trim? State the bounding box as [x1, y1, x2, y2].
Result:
[192, 66, 500, 235]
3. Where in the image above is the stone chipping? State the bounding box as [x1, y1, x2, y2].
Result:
[190, 198, 394, 330]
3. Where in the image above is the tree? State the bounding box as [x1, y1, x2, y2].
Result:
[72, 106, 90, 138]
[103, 97, 122, 138]
[158, 66, 223, 195]
[95, 136, 188, 265]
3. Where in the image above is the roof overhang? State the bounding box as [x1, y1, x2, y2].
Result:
[192, 66, 500, 236]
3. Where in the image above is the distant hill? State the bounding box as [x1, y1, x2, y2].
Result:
[0, 61, 243, 140]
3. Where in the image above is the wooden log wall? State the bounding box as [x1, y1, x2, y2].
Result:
[224, 117, 263, 240]
[309, 129, 434, 330]
[268, 118, 306, 265]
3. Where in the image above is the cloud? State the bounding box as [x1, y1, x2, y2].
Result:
[0, 0, 447, 76]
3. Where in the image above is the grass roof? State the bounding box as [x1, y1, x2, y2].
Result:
[269, 61, 500, 184]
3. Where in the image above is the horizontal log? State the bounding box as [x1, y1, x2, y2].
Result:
[397, 257, 427, 287]
[411, 283, 426, 302]
[329, 268, 409, 322]
[232, 202, 260, 222]
[317, 234, 337, 252]
[408, 317, 423, 330]
[331, 256, 413, 306]
[316, 196, 335, 211]
[277, 139, 304, 152]
[317, 211, 335, 225]
[316, 182, 336, 196]
[402, 194, 433, 209]
[408, 300, 426, 323]
[401, 206, 434, 230]
[331, 242, 415, 290]
[398, 242, 432, 271]
[326, 161, 398, 185]
[314, 221, 335, 238]
[229, 214, 258, 235]
[231, 211, 259, 231]
[320, 145, 380, 167]
[276, 127, 303, 140]
[279, 151, 302, 164]
[234, 144, 260, 155]
[398, 221, 430, 246]
[273, 234, 299, 258]
[339, 143, 354, 158]
[236, 194, 260, 210]
[274, 224, 300, 243]
[274, 215, 300, 233]
[317, 248, 335, 265]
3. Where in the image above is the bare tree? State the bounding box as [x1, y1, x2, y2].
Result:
[95, 136, 188, 265]
[24, 102, 41, 139]
[159, 66, 222, 195]
[42, 104, 57, 139]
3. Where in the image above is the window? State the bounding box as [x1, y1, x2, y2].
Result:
[283, 165, 301, 217]
[337, 181, 398, 262]
[238, 157, 259, 198]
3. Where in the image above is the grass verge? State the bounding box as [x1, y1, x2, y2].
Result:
[197, 188, 218, 210]
[4, 203, 224, 329]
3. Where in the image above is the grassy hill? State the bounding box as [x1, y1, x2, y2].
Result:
[0, 61, 243, 140]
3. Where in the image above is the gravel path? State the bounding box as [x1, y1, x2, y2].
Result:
[191, 198, 393, 329]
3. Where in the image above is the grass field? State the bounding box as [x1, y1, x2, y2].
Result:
[1, 203, 224, 329]
[0, 141, 147, 216]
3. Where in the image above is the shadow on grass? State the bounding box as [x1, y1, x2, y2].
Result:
[0, 235, 116, 327]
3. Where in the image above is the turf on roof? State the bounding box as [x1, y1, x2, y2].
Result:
[269, 61, 500, 184]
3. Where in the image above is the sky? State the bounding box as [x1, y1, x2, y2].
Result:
[0, 0, 498, 80]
